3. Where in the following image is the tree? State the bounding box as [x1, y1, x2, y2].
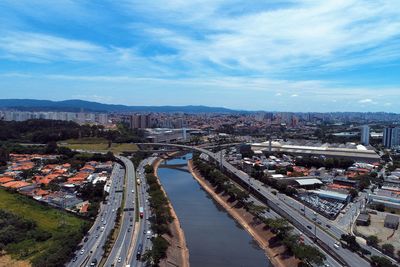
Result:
[145, 164, 154, 174]
[370, 255, 396, 267]
[375, 203, 385, 212]
[349, 188, 358, 200]
[341, 234, 361, 252]
[366, 235, 379, 247]
[293, 245, 326, 266]
[382, 243, 395, 256]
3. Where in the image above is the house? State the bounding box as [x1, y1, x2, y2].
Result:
[384, 214, 399, 230]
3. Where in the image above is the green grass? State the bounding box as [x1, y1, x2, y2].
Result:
[58, 138, 138, 154]
[0, 189, 86, 261]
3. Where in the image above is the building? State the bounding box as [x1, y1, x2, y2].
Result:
[368, 188, 400, 210]
[383, 127, 400, 148]
[356, 213, 370, 226]
[384, 214, 399, 229]
[251, 141, 380, 163]
[129, 114, 152, 129]
[360, 125, 370, 145]
[310, 189, 350, 203]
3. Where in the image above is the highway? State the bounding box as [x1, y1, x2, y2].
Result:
[104, 156, 137, 267]
[67, 163, 125, 267]
[137, 143, 372, 267]
[129, 157, 157, 267]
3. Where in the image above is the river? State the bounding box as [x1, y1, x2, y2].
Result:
[157, 154, 270, 267]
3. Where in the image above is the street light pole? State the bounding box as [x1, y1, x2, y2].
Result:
[314, 213, 317, 242]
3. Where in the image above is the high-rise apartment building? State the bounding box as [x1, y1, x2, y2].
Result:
[129, 114, 151, 129]
[383, 127, 400, 148]
[360, 125, 370, 145]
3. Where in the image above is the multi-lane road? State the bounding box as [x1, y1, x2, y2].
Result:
[128, 157, 156, 267]
[105, 156, 137, 267]
[67, 163, 125, 267]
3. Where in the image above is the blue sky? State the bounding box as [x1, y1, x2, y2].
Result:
[0, 0, 399, 112]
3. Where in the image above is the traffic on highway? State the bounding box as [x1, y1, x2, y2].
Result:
[67, 163, 125, 267]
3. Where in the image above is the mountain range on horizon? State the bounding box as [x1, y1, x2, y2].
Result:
[0, 99, 240, 114]
[0, 99, 398, 115]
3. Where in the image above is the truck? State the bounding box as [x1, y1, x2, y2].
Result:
[139, 207, 144, 219]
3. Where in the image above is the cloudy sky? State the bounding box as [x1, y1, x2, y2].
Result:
[0, 0, 399, 112]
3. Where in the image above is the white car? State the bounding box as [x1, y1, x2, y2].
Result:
[80, 249, 85, 255]
[118, 257, 122, 263]
[333, 242, 340, 249]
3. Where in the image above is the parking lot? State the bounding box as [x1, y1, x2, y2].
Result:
[298, 193, 346, 219]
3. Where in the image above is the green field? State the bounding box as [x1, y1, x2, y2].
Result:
[59, 138, 138, 154]
[0, 189, 88, 265]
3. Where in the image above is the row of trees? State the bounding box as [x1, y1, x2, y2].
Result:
[193, 157, 325, 266]
[0, 119, 145, 144]
[193, 157, 250, 204]
[142, 166, 173, 266]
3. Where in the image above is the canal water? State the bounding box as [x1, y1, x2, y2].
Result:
[158, 154, 270, 267]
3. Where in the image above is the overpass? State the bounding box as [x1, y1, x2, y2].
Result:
[135, 143, 384, 267]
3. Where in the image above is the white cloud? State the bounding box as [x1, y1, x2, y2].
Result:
[358, 98, 374, 104]
[0, 32, 106, 62]
[123, 0, 400, 74]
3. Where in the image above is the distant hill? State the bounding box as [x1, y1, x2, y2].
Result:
[0, 99, 240, 113]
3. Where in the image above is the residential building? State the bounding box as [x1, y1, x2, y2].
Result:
[360, 125, 370, 145]
[383, 127, 400, 148]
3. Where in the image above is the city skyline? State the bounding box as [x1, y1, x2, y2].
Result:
[0, 1, 400, 112]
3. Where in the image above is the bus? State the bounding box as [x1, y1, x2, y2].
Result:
[136, 244, 143, 260]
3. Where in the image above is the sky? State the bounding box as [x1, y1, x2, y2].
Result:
[0, 0, 399, 112]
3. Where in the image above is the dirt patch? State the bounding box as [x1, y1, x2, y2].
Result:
[356, 213, 400, 253]
[188, 160, 300, 267]
[153, 157, 190, 267]
[0, 255, 31, 267]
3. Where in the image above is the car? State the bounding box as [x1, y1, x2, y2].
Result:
[103, 221, 106, 225]
[317, 221, 322, 225]
[307, 225, 312, 230]
[128, 228, 131, 232]
[73, 256, 78, 262]
[117, 257, 122, 263]
[95, 234, 99, 238]
[80, 249, 85, 255]
[334, 242, 340, 249]
[326, 224, 331, 228]
[146, 230, 152, 239]
[84, 236, 89, 242]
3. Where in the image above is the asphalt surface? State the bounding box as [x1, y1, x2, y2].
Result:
[129, 157, 157, 267]
[104, 156, 137, 267]
[67, 163, 125, 267]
